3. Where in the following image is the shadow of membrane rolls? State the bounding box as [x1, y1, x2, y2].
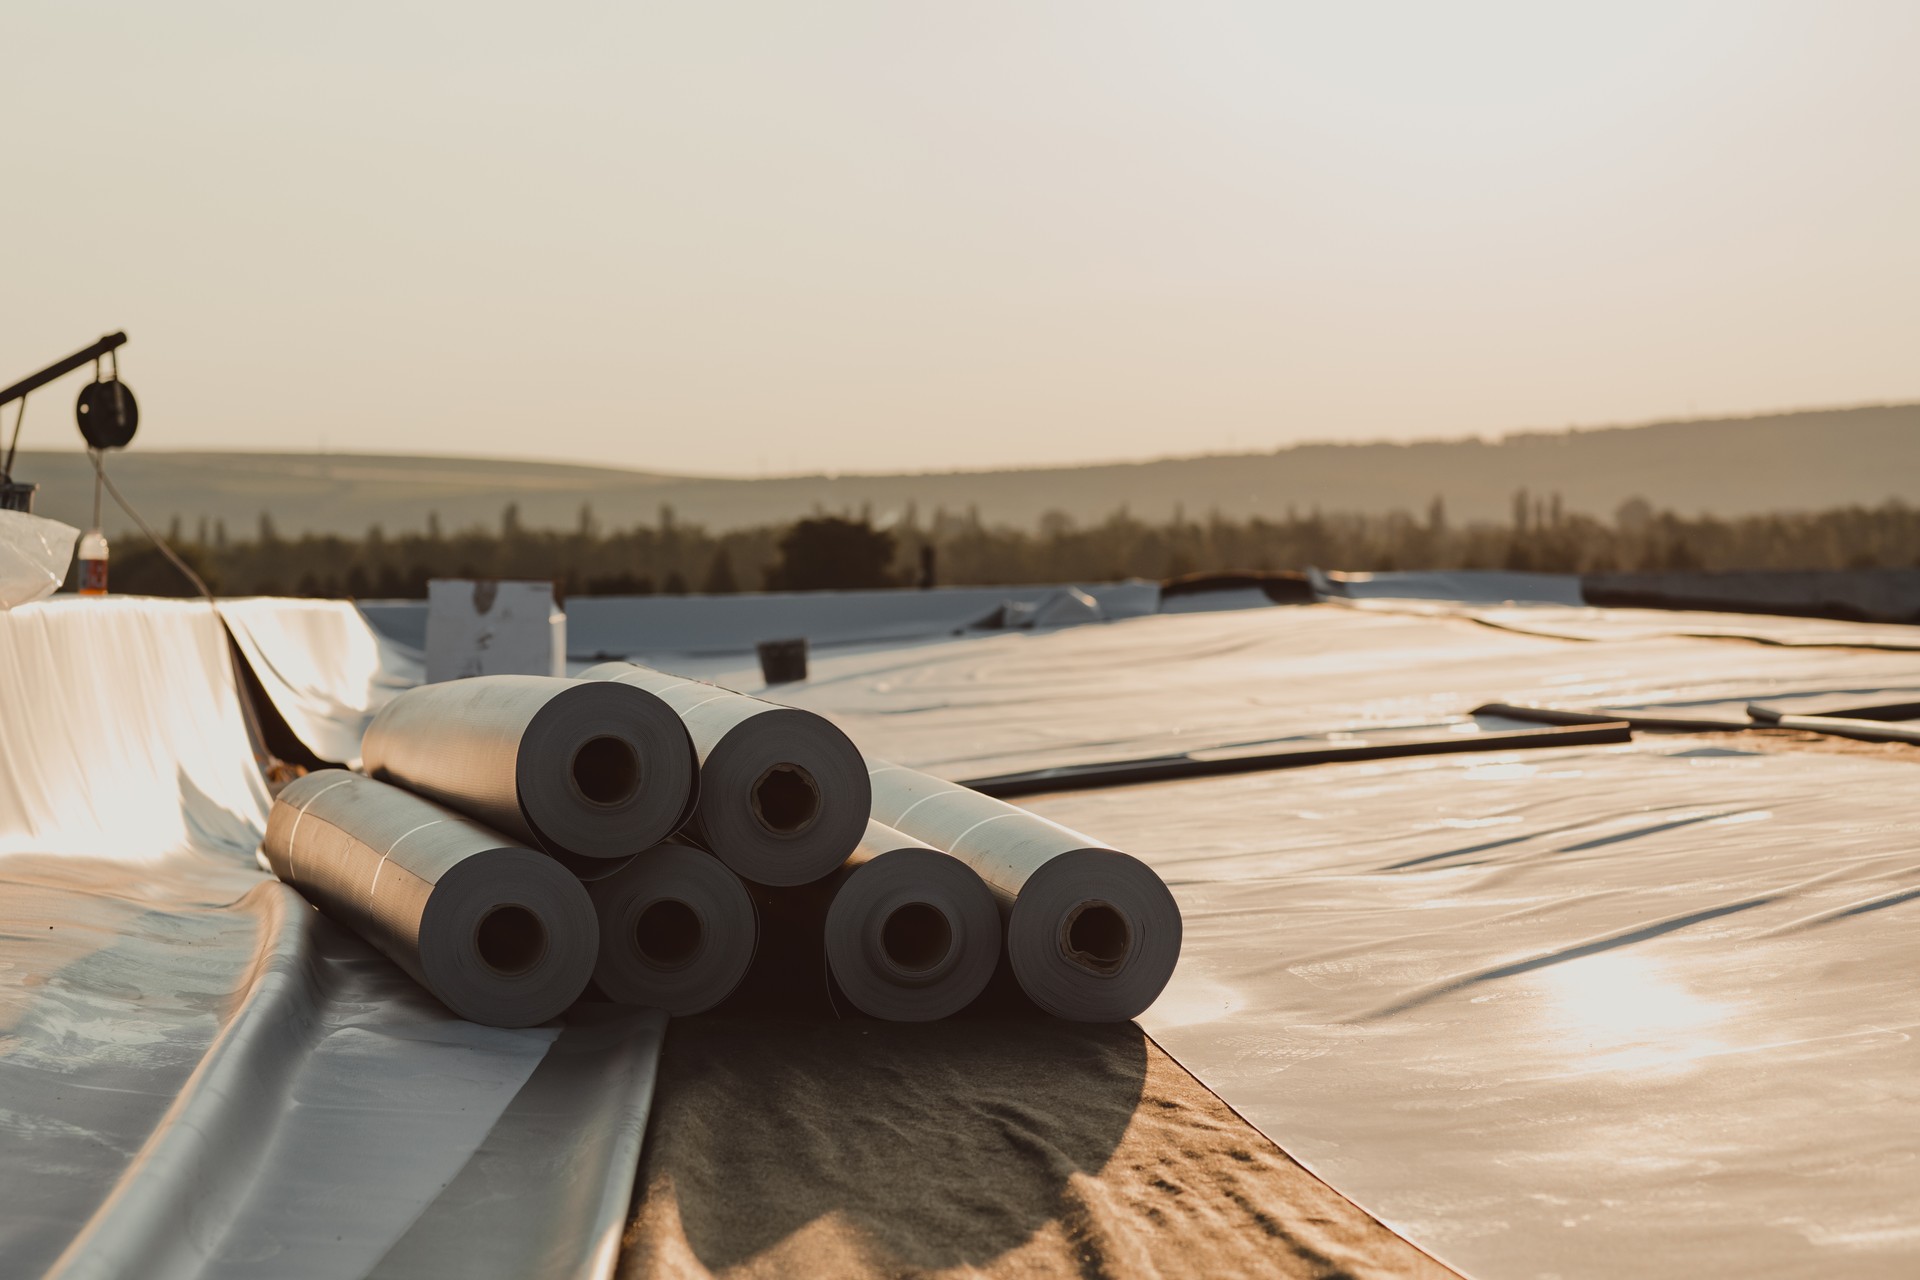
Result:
[579, 663, 868, 887]
[362, 675, 697, 880]
[821, 821, 1002, 1021]
[588, 842, 758, 1015]
[264, 770, 598, 1027]
[866, 761, 1182, 1021]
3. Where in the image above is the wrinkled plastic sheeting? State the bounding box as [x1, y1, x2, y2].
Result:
[0, 510, 78, 609]
[0, 598, 661, 1280]
[1024, 744, 1920, 1279]
[218, 597, 422, 766]
[722, 605, 1920, 778]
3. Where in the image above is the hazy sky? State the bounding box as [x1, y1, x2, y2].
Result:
[6, 1, 1917, 476]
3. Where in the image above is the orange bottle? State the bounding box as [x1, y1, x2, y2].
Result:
[77, 528, 108, 596]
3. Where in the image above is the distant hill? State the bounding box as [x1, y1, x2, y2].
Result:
[12, 403, 1918, 538]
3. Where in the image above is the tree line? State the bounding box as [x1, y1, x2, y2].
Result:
[89, 492, 1920, 599]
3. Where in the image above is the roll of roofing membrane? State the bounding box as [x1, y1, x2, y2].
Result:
[588, 842, 758, 1015]
[867, 761, 1182, 1022]
[580, 663, 869, 887]
[729, 820, 1002, 1020]
[361, 675, 697, 879]
[821, 821, 1003, 1021]
[264, 770, 598, 1027]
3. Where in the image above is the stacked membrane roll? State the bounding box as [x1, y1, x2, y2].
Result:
[731, 820, 1003, 1021]
[868, 760, 1183, 1021]
[821, 821, 1004, 1021]
[362, 674, 697, 879]
[264, 770, 598, 1027]
[258, 670, 1182, 1027]
[579, 663, 869, 887]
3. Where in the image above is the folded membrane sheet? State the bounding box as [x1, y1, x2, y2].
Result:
[588, 842, 758, 1015]
[265, 770, 598, 1027]
[216, 597, 421, 767]
[868, 762, 1181, 1021]
[581, 662, 869, 886]
[362, 674, 697, 879]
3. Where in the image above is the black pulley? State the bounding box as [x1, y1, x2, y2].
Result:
[76, 379, 138, 449]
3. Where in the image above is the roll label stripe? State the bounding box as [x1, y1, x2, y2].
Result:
[369, 819, 446, 913]
[285, 776, 354, 886]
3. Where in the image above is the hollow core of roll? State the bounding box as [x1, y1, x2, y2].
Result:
[880, 901, 953, 974]
[1062, 901, 1131, 975]
[571, 735, 641, 807]
[476, 904, 549, 976]
[635, 898, 703, 968]
[751, 763, 820, 835]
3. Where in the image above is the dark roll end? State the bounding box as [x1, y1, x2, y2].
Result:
[751, 763, 821, 836]
[520, 681, 697, 860]
[570, 735, 641, 807]
[475, 904, 549, 976]
[1009, 848, 1182, 1022]
[635, 898, 703, 969]
[1061, 900, 1132, 976]
[588, 844, 758, 1015]
[880, 901, 954, 975]
[421, 849, 599, 1028]
[701, 707, 871, 886]
[826, 847, 1001, 1022]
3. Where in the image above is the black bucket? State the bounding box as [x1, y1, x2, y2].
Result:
[0, 481, 35, 514]
[756, 637, 809, 685]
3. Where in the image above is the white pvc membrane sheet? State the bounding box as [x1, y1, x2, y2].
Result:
[677, 604, 1920, 780]
[13, 582, 1920, 1278]
[1033, 747, 1920, 1279]
[216, 598, 423, 766]
[0, 598, 661, 1280]
[1323, 592, 1920, 652]
[756, 602, 1920, 1279]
